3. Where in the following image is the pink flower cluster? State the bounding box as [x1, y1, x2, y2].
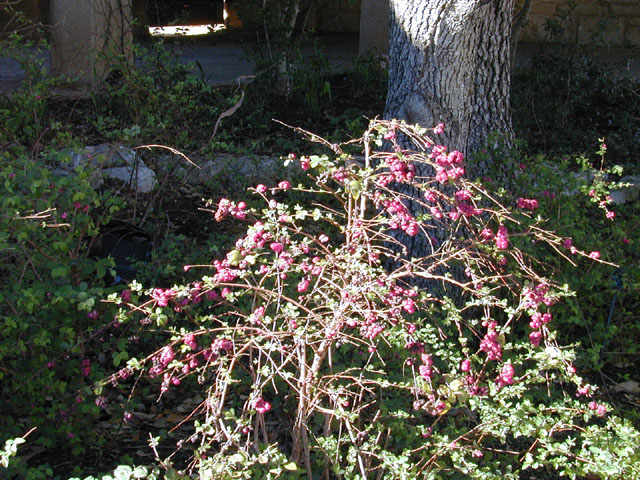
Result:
[235, 221, 271, 254]
[588, 401, 607, 417]
[297, 277, 310, 292]
[495, 363, 515, 388]
[214, 198, 247, 222]
[523, 283, 556, 347]
[523, 283, 554, 309]
[423, 190, 438, 203]
[529, 317, 550, 347]
[211, 259, 238, 283]
[517, 197, 538, 211]
[152, 288, 176, 307]
[211, 338, 233, 354]
[183, 334, 198, 351]
[382, 197, 419, 236]
[360, 311, 385, 340]
[418, 354, 434, 380]
[431, 146, 465, 184]
[480, 320, 502, 360]
[332, 167, 349, 183]
[81, 358, 91, 377]
[253, 397, 271, 413]
[377, 155, 416, 186]
[495, 226, 509, 250]
[300, 256, 324, 277]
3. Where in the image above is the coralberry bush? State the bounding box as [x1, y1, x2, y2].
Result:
[107, 120, 639, 479]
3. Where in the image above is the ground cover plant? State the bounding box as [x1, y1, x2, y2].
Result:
[1, 5, 640, 477]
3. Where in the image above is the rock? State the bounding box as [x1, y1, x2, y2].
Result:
[157, 153, 287, 192]
[57, 144, 157, 193]
[102, 165, 156, 193]
[610, 175, 640, 205]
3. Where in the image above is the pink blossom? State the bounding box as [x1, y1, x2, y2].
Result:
[480, 325, 502, 361]
[152, 288, 175, 307]
[278, 180, 291, 190]
[588, 401, 607, 417]
[589, 251, 600, 260]
[253, 397, 271, 414]
[496, 363, 515, 387]
[300, 156, 310, 170]
[402, 298, 416, 314]
[606, 211, 615, 219]
[529, 330, 542, 347]
[270, 242, 284, 253]
[454, 190, 472, 201]
[495, 226, 509, 250]
[418, 355, 433, 380]
[211, 338, 233, 354]
[159, 346, 175, 367]
[435, 167, 449, 184]
[256, 184, 267, 193]
[433, 123, 445, 135]
[430, 206, 443, 219]
[517, 198, 538, 211]
[318, 234, 329, 243]
[457, 202, 479, 217]
[297, 277, 310, 293]
[460, 359, 471, 372]
[576, 385, 591, 397]
[183, 334, 198, 350]
[480, 228, 494, 241]
[424, 190, 437, 202]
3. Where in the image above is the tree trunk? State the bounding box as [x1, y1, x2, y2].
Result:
[383, 0, 515, 273]
[384, 0, 514, 158]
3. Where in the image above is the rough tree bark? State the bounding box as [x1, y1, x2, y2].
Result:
[384, 0, 515, 157]
[383, 0, 515, 263]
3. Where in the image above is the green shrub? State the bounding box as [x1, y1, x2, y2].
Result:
[0, 147, 127, 465]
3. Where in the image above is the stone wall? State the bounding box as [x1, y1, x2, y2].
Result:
[517, 0, 640, 47]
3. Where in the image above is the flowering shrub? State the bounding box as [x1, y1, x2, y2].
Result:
[108, 120, 639, 479]
[476, 137, 639, 370]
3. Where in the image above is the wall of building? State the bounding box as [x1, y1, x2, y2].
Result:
[4, 0, 639, 48]
[517, 0, 640, 47]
